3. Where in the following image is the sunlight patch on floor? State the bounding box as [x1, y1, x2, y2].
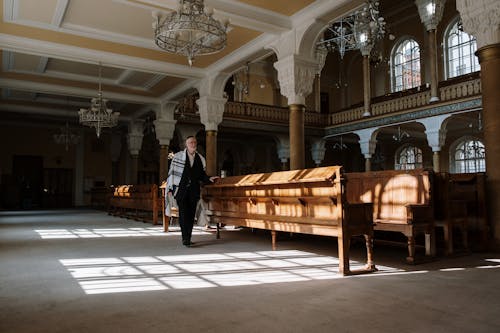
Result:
[35, 226, 211, 239]
[60, 250, 403, 295]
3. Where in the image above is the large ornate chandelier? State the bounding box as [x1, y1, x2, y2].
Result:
[78, 63, 119, 138]
[153, 0, 228, 66]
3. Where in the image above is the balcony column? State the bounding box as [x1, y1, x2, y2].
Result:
[197, 96, 226, 176]
[359, 45, 373, 117]
[110, 132, 122, 185]
[355, 128, 378, 172]
[420, 115, 448, 172]
[154, 102, 177, 183]
[127, 120, 144, 184]
[457, 0, 500, 247]
[415, 0, 446, 103]
[274, 54, 317, 170]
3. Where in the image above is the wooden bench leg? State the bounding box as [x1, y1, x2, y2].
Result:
[337, 234, 350, 275]
[443, 222, 453, 255]
[461, 219, 469, 252]
[425, 228, 436, 257]
[364, 234, 376, 271]
[271, 230, 277, 250]
[216, 223, 221, 239]
[406, 235, 415, 264]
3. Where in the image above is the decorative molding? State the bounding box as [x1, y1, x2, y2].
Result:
[325, 98, 482, 138]
[456, 0, 500, 48]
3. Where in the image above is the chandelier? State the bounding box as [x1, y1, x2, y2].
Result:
[317, 0, 386, 58]
[53, 122, 80, 151]
[153, 0, 228, 66]
[78, 63, 119, 138]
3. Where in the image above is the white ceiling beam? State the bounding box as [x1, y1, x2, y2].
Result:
[0, 78, 160, 104]
[52, 0, 69, 27]
[0, 33, 206, 79]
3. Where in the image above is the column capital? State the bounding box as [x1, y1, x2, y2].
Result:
[196, 95, 226, 132]
[415, 0, 446, 31]
[456, 0, 500, 48]
[310, 139, 326, 166]
[127, 120, 144, 156]
[273, 54, 317, 105]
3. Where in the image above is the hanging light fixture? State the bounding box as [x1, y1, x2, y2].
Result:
[78, 62, 120, 138]
[317, 1, 386, 58]
[393, 126, 410, 142]
[53, 122, 80, 151]
[153, 0, 228, 66]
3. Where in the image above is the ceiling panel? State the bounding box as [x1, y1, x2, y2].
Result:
[45, 59, 122, 80]
[236, 0, 315, 16]
[16, 0, 58, 24]
[64, 0, 154, 39]
[11, 52, 41, 72]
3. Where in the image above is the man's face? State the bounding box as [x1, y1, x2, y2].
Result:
[186, 137, 197, 154]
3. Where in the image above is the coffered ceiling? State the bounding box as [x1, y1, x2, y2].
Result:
[0, 0, 366, 126]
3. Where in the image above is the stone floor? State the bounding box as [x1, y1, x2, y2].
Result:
[1, 209, 499, 333]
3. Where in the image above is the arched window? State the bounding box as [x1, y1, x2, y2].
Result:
[395, 145, 423, 170]
[391, 39, 421, 92]
[451, 137, 485, 173]
[444, 17, 480, 78]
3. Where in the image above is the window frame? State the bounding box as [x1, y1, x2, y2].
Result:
[394, 144, 423, 170]
[449, 136, 486, 174]
[443, 16, 480, 79]
[390, 37, 422, 93]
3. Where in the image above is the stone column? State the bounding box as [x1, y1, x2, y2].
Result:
[127, 120, 144, 184]
[289, 104, 305, 169]
[154, 102, 177, 182]
[197, 96, 226, 176]
[274, 54, 317, 170]
[415, 0, 446, 103]
[205, 130, 217, 176]
[457, 0, 500, 247]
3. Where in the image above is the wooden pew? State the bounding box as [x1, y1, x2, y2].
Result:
[202, 166, 376, 276]
[108, 184, 161, 225]
[433, 173, 469, 255]
[90, 186, 113, 210]
[434, 172, 488, 253]
[345, 169, 436, 264]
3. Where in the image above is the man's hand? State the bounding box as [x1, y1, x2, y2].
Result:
[209, 176, 220, 182]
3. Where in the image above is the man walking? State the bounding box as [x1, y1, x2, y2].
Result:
[166, 136, 218, 247]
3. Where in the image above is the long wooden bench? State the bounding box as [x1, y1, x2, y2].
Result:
[202, 166, 376, 276]
[345, 169, 436, 264]
[108, 184, 161, 225]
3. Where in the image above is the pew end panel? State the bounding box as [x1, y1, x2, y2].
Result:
[345, 169, 436, 264]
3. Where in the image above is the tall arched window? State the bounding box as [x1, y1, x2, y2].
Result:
[395, 145, 423, 170]
[451, 137, 485, 173]
[391, 39, 421, 92]
[444, 18, 480, 78]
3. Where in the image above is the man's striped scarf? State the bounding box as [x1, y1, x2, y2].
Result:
[165, 149, 206, 216]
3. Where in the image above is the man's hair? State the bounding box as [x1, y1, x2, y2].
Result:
[186, 135, 195, 141]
